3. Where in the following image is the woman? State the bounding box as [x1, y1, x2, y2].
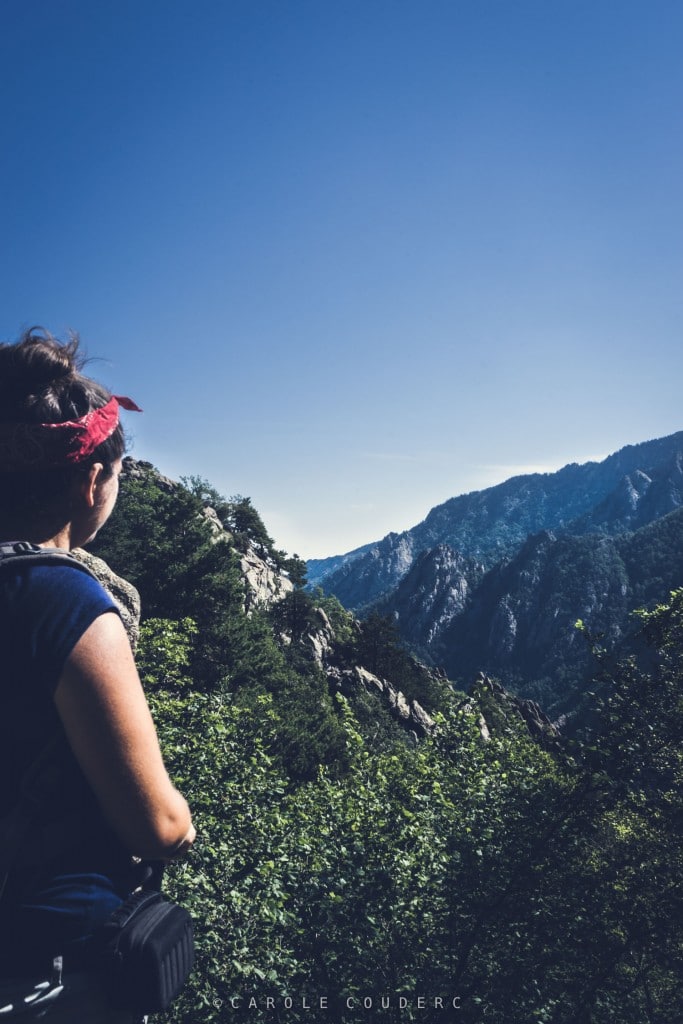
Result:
[0, 329, 195, 1020]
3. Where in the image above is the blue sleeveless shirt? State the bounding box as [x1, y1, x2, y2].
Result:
[0, 557, 142, 973]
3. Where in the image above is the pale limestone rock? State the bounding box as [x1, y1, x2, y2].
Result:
[239, 547, 293, 612]
[201, 506, 225, 539]
[308, 629, 332, 668]
[314, 607, 333, 633]
[411, 699, 440, 736]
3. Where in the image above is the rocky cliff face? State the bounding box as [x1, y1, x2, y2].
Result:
[436, 508, 683, 712]
[239, 547, 293, 611]
[437, 530, 630, 703]
[374, 545, 484, 651]
[466, 673, 561, 748]
[329, 664, 435, 741]
[570, 453, 683, 536]
[314, 531, 416, 611]
[72, 547, 141, 650]
[306, 542, 375, 589]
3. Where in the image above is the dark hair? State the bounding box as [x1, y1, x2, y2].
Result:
[0, 328, 125, 539]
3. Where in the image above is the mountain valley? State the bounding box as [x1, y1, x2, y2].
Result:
[310, 431, 683, 711]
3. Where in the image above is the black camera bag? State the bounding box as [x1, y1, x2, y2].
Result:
[99, 888, 194, 1014]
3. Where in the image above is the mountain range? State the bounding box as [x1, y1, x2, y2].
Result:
[308, 431, 683, 711]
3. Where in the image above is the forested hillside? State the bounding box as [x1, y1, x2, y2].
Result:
[87, 459, 683, 1023]
[90, 460, 448, 778]
[377, 508, 683, 715]
[315, 431, 683, 716]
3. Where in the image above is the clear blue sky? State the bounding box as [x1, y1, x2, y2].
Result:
[1, 1, 681, 558]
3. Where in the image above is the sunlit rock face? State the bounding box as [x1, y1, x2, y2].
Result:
[239, 547, 294, 612]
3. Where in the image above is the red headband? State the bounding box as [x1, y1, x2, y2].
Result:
[0, 395, 142, 470]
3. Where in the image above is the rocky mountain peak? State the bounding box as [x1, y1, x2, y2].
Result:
[311, 430, 683, 613]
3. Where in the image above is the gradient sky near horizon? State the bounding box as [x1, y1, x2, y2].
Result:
[1, 1, 682, 559]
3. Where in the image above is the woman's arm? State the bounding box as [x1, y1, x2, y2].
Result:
[53, 610, 195, 860]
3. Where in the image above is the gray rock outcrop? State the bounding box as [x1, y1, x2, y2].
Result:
[327, 665, 435, 741]
[469, 673, 560, 748]
[72, 548, 141, 651]
[240, 548, 294, 612]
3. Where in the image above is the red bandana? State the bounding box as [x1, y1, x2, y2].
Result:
[0, 395, 142, 470]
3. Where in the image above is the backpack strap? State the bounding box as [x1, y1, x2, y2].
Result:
[0, 542, 98, 579]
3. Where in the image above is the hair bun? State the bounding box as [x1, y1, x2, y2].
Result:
[0, 328, 79, 391]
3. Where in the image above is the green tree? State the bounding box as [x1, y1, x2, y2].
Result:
[137, 617, 198, 692]
[91, 459, 683, 1023]
[227, 495, 275, 559]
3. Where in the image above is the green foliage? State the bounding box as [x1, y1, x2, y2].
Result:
[92, 460, 683, 1022]
[148, 690, 298, 1023]
[137, 617, 198, 692]
[181, 475, 234, 524]
[92, 468, 349, 780]
[153, 674, 680, 1024]
[564, 590, 683, 1020]
[181, 476, 304, 581]
[232, 655, 351, 784]
[227, 495, 275, 560]
[587, 589, 683, 794]
[91, 470, 249, 690]
[152, 589, 683, 1023]
[632, 585, 683, 645]
[280, 553, 308, 588]
[314, 592, 358, 647]
[269, 589, 320, 646]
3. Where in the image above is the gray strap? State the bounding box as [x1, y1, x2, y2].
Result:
[0, 543, 97, 579]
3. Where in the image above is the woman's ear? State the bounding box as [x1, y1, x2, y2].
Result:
[80, 462, 106, 508]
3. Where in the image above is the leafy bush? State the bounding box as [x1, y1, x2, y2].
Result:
[93, 463, 683, 1022]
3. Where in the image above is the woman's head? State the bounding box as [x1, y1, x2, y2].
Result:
[0, 328, 129, 541]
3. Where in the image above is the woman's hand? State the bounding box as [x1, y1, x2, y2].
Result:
[165, 823, 197, 861]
